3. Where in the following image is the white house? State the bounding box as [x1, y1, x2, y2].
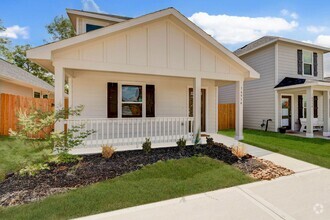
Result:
[27, 8, 259, 149]
[219, 36, 330, 138]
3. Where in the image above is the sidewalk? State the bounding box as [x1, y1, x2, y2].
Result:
[76, 134, 329, 220]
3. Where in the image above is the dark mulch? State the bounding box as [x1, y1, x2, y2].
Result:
[0, 143, 239, 206]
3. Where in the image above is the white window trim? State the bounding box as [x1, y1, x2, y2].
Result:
[302, 50, 314, 76]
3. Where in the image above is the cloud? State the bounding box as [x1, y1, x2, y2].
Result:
[81, 0, 104, 13]
[314, 35, 330, 47]
[189, 12, 298, 44]
[280, 9, 299, 19]
[308, 35, 330, 76]
[0, 25, 29, 39]
[307, 25, 327, 34]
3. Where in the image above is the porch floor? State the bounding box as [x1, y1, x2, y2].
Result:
[286, 131, 330, 140]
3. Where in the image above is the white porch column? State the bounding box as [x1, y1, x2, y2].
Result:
[235, 80, 244, 140]
[306, 87, 314, 138]
[323, 90, 330, 136]
[193, 77, 201, 138]
[68, 76, 73, 109]
[54, 66, 65, 132]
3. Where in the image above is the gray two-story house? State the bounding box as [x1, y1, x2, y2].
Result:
[219, 36, 330, 138]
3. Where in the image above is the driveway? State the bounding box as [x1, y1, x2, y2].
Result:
[76, 134, 329, 220]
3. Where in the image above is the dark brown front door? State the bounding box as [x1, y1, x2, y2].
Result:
[189, 88, 206, 132]
[281, 96, 292, 130]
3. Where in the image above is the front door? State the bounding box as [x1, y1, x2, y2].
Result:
[281, 96, 292, 130]
[189, 88, 206, 132]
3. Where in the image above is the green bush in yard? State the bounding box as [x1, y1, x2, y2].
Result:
[142, 138, 152, 154]
[176, 137, 186, 152]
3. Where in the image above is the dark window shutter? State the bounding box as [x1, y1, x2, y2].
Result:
[298, 95, 303, 119]
[297, 49, 303, 75]
[313, 52, 318, 76]
[107, 83, 118, 118]
[314, 96, 318, 118]
[146, 85, 155, 117]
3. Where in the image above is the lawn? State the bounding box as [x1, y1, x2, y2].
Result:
[0, 157, 254, 220]
[219, 129, 330, 168]
[0, 136, 50, 180]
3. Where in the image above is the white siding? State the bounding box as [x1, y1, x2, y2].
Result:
[278, 42, 324, 83]
[218, 84, 235, 104]
[240, 45, 276, 131]
[0, 80, 33, 97]
[71, 71, 217, 133]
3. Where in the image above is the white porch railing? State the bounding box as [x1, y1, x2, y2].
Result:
[66, 117, 194, 148]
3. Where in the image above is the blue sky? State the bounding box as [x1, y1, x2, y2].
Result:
[1, 0, 330, 73]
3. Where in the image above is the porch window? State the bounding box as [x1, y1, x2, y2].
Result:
[298, 95, 318, 118]
[122, 85, 142, 117]
[303, 51, 313, 76]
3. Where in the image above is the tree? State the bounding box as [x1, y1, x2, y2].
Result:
[45, 15, 75, 42]
[0, 19, 10, 58]
[5, 44, 54, 85]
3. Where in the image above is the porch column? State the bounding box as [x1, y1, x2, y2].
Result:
[193, 77, 201, 138]
[54, 66, 65, 132]
[235, 80, 244, 140]
[306, 87, 314, 138]
[68, 76, 73, 109]
[323, 90, 330, 136]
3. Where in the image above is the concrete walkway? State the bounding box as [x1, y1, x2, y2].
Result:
[76, 134, 329, 220]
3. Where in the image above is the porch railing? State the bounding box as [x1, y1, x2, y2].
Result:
[66, 117, 194, 148]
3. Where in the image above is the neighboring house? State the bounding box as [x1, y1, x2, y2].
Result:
[219, 36, 330, 138]
[0, 58, 54, 98]
[27, 7, 259, 149]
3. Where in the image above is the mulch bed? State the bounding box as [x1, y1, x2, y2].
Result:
[0, 143, 294, 207]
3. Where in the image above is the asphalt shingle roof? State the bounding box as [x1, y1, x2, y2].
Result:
[0, 59, 54, 92]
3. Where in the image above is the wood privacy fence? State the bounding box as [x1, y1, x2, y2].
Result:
[0, 93, 54, 136]
[218, 103, 235, 130]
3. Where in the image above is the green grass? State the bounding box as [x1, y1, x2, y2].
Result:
[219, 129, 330, 168]
[0, 157, 254, 220]
[0, 136, 50, 180]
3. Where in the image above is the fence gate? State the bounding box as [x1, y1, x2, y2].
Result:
[218, 103, 235, 130]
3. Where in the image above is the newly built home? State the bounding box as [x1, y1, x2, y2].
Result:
[0, 58, 54, 98]
[27, 8, 259, 149]
[219, 36, 330, 138]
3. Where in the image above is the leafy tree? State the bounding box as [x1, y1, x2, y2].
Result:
[5, 44, 54, 85]
[45, 15, 75, 42]
[0, 19, 10, 58]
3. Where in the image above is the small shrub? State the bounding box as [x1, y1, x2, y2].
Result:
[231, 142, 247, 159]
[49, 153, 82, 164]
[102, 145, 116, 159]
[194, 129, 201, 148]
[206, 137, 214, 147]
[19, 163, 50, 176]
[176, 137, 186, 151]
[142, 138, 152, 154]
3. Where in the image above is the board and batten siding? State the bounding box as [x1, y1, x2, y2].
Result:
[70, 71, 218, 133]
[0, 80, 33, 97]
[277, 42, 324, 83]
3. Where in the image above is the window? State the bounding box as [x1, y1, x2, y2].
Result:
[33, 91, 41, 98]
[303, 51, 313, 76]
[86, 24, 103, 32]
[121, 85, 142, 117]
[43, 94, 48, 99]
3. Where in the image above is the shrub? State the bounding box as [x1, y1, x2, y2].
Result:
[176, 137, 186, 151]
[102, 145, 116, 159]
[19, 163, 50, 176]
[231, 142, 247, 159]
[206, 137, 214, 147]
[142, 138, 152, 154]
[49, 153, 82, 164]
[194, 129, 201, 148]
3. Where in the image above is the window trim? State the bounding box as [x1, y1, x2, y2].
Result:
[302, 50, 314, 76]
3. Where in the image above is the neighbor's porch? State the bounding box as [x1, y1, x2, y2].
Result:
[275, 83, 330, 138]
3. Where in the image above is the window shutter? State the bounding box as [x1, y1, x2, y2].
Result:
[297, 49, 303, 75]
[314, 96, 318, 118]
[107, 83, 118, 118]
[313, 52, 318, 76]
[298, 95, 303, 119]
[146, 85, 155, 117]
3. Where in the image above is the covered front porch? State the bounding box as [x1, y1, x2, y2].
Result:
[275, 81, 330, 138]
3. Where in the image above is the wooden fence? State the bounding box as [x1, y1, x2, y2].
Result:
[218, 103, 235, 130]
[0, 93, 54, 136]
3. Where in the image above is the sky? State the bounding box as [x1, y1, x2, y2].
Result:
[1, 0, 330, 75]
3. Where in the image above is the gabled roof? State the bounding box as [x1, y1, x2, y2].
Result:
[27, 7, 259, 80]
[234, 36, 330, 57]
[0, 59, 54, 92]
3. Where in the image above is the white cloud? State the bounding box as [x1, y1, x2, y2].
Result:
[307, 25, 327, 34]
[0, 25, 29, 39]
[280, 9, 299, 19]
[314, 35, 330, 47]
[81, 0, 104, 13]
[189, 12, 298, 44]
